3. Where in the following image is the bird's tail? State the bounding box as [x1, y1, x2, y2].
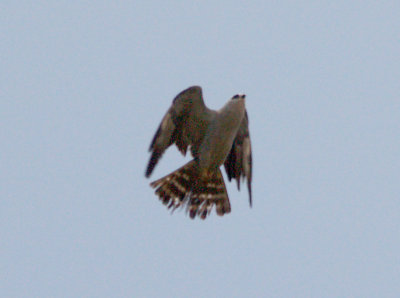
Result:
[150, 160, 231, 219]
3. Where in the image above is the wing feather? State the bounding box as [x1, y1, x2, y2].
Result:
[145, 86, 212, 177]
[223, 111, 253, 206]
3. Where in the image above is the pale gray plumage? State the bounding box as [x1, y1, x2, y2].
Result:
[145, 86, 252, 219]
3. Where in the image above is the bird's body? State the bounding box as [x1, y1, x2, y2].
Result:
[198, 97, 245, 171]
[145, 86, 252, 219]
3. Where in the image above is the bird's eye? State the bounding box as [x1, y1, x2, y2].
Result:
[232, 94, 240, 100]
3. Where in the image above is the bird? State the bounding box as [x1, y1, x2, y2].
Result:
[145, 86, 252, 219]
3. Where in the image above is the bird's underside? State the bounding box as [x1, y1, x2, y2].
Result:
[145, 86, 252, 219]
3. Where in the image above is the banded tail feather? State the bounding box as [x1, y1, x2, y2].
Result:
[150, 160, 231, 219]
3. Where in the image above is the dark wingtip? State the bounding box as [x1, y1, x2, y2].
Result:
[248, 181, 252, 208]
[145, 161, 153, 178]
[145, 152, 160, 178]
[145, 168, 152, 178]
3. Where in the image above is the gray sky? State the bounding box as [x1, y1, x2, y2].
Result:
[1, 1, 400, 297]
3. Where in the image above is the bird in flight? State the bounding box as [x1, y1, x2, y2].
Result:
[145, 86, 252, 219]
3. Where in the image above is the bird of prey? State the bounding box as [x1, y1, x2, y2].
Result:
[145, 86, 252, 219]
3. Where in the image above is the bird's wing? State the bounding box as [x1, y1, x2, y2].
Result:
[145, 86, 212, 177]
[223, 110, 253, 206]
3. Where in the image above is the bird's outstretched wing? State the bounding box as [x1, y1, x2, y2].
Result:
[223, 111, 253, 206]
[145, 86, 213, 177]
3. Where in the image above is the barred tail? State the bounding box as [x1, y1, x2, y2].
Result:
[150, 160, 231, 219]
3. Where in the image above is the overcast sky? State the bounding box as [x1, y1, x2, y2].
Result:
[1, 1, 400, 297]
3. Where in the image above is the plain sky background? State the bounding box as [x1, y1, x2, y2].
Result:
[1, 1, 399, 297]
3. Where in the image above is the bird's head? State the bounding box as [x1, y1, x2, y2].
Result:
[231, 94, 246, 102]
